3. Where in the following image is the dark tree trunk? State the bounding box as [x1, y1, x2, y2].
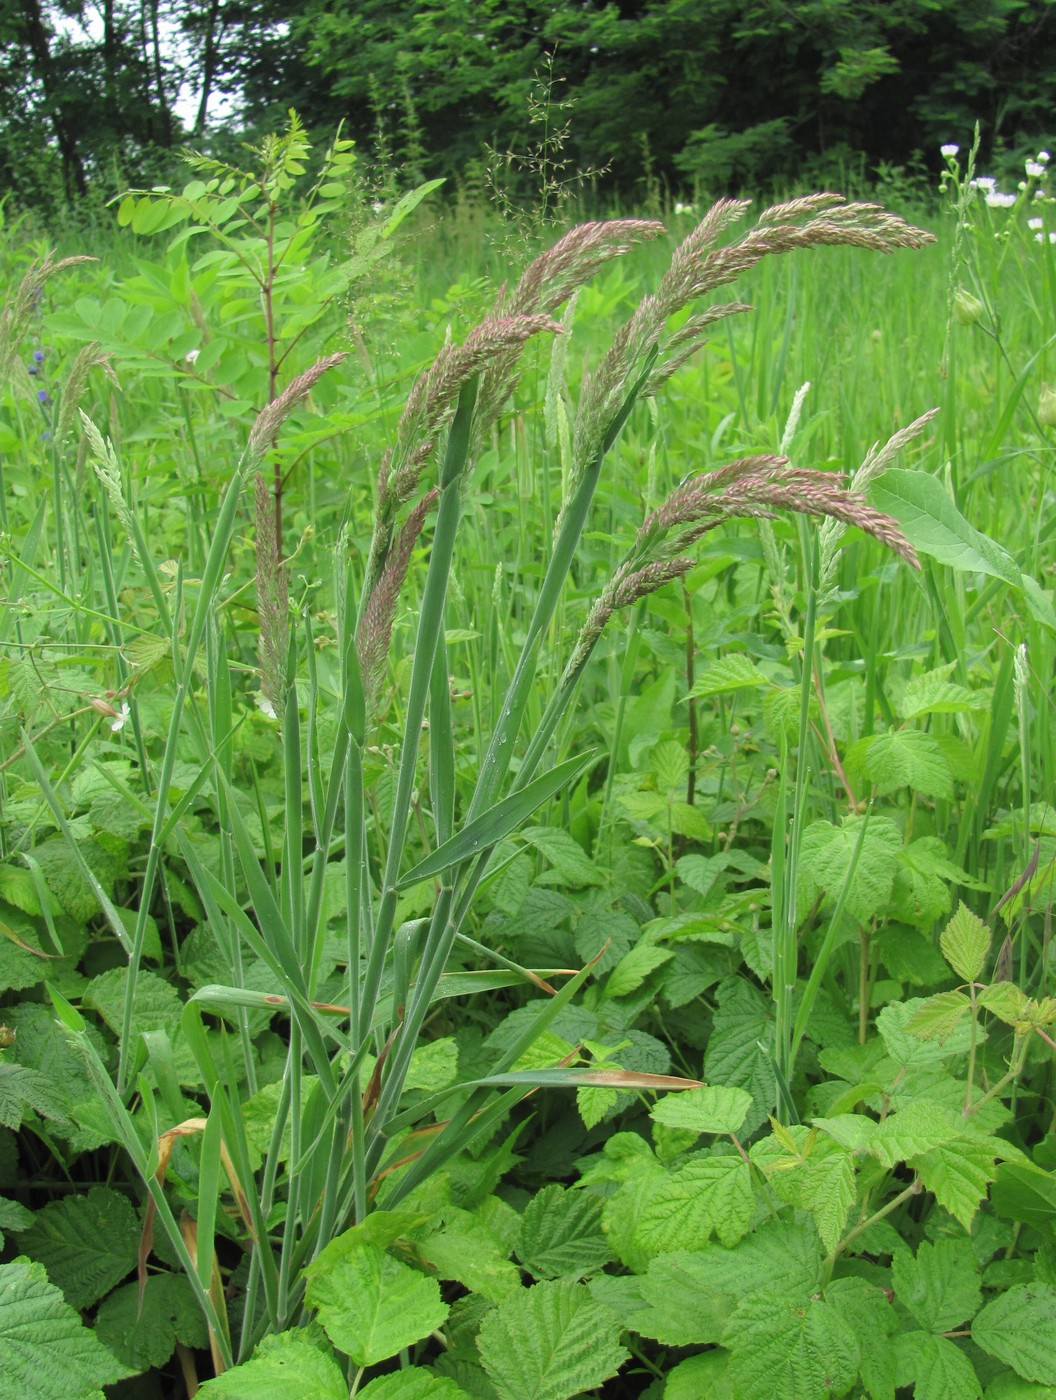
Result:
[18, 0, 88, 196]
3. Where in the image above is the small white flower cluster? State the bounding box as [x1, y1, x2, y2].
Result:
[945, 146, 1054, 230]
[673, 201, 695, 216]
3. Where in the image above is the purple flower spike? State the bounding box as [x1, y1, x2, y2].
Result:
[32, 349, 45, 364]
[37, 389, 49, 404]
[27, 364, 38, 375]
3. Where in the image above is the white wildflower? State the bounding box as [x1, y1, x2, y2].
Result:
[940, 144, 959, 158]
[185, 348, 200, 365]
[1029, 217, 1044, 230]
[1027, 161, 1047, 179]
[110, 702, 130, 733]
[372, 200, 384, 215]
[1039, 151, 1051, 164]
[1035, 231, 1056, 245]
[257, 694, 277, 719]
[970, 176, 997, 191]
[673, 201, 695, 216]
[985, 191, 1017, 208]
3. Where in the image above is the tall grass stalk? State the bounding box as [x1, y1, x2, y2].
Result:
[20, 195, 931, 1362]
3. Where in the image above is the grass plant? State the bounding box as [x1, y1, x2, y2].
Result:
[2, 132, 1056, 1397]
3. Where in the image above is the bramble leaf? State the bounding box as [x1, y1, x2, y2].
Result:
[892, 1239, 982, 1333]
[894, 1330, 981, 1400]
[634, 1152, 754, 1252]
[304, 1241, 448, 1367]
[974, 1284, 1056, 1384]
[15, 1185, 138, 1310]
[941, 903, 991, 982]
[915, 1137, 999, 1231]
[649, 1084, 752, 1136]
[723, 1289, 859, 1400]
[515, 1185, 613, 1280]
[0, 1257, 129, 1399]
[197, 1331, 346, 1398]
[476, 1279, 628, 1400]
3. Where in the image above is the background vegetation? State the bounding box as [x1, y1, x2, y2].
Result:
[4, 0, 1056, 215]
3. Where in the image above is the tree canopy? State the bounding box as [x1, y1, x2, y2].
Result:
[4, 0, 1056, 213]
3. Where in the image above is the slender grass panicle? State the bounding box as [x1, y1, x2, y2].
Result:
[0, 253, 96, 391]
[246, 352, 348, 464]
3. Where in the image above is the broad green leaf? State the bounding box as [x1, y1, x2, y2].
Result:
[871, 1099, 963, 1168]
[520, 826, 603, 888]
[901, 670, 992, 720]
[515, 1185, 613, 1280]
[675, 852, 729, 897]
[906, 991, 972, 1042]
[0, 1062, 70, 1130]
[304, 1242, 448, 1367]
[813, 1113, 879, 1153]
[0, 1256, 129, 1398]
[663, 1351, 734, 1398]
[723, 1289, 860, 1400]
[197, 1331, 346, 1398]
[797, 815, 902, 924]
[396, 754, 592, 888]
[750, 1130, 855, 1252]
[649, 738, 690, 794]
[990, 1162, 1056, 1229]
[359, 1371, 466, 1399]
[476, 1279, 628, 1400]
[871, 470, 1021, 584]
[688, 654, 770, 698]
[941, 903, 991, 982]
[83, 967, 197, 1083]
[894, 1330, 982, 1400]
[826, 1277, 898, 1400]
[633, 1251, 730, 1345]
[421, 1217, 521, 1303]
[892, 1238, 982, 1333]
[15, 1186, 138, 1310]
[846, 728, 953, 798]
[650, 1084, 751, 1136]
[980, 982, 1030, 1025]
[915, 1137, 999, 1231]
[605, 943, 673, 997]
[878, 999, 974, 1067]
[974, 1285, 1056, 1384]
[702, 976, 775, 1134]
[634, 1152, 754, 1252]
[95, 1273, 209, 1373]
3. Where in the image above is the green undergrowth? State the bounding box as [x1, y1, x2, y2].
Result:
[0, 123, 1055, 1399]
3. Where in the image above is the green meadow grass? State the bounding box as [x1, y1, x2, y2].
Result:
[3, 140, 1056, 1394]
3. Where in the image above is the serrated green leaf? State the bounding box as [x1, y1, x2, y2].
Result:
[83, 967, 197, 1083]
[605, 944, 673, 998]
[304, 1242, 448, 1367]
[901, 670, 992, 720]
[915, 1137, 998, 1231]
[476, 1279, 628, 1400]
[906, 991, 973, 1041]
[991, 1162, 1056, 1229]
[894, 1330, 982, 1400]
[649, 738, 690, 794]
[871, 1099, 963, 1168]
[974, 1285, 1056, 1384]
[95, 1272, 208, 1373]
[723, 1289, 860, 1400]
[422, 1217, 521, 1304]
[812, 1113, 879, 1153]
[634, 1152, 754, 1252]
[197, 1331, 346, 1398]
[675, 853, 729, 897]
[826, 1277, 897, 1400]
[650, 1084, 751, 1136]
[941, 903, 991, 982]
[663, 1351, 734, 1398]
[878, 999, 974, 1067]
[16, 1186, 138, 1310]
[750, 1130, 856, 1251]
[703, 976, 775, 1134]
[520, 826, 603, 888]
[688, 654, 770, 698]
[0, 1062, 70, 1130]
[515, 1185, 612, 1280]
[980, 981, 1030, 1025]
[983, 1373, 1056, 1399]
[797, 815, 902, 924]
[892, 1238, 982, 1333]
[0, 1256, 129, 1398]
[359, 1371, 466, 1399]
[847, 727, 953, 798]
